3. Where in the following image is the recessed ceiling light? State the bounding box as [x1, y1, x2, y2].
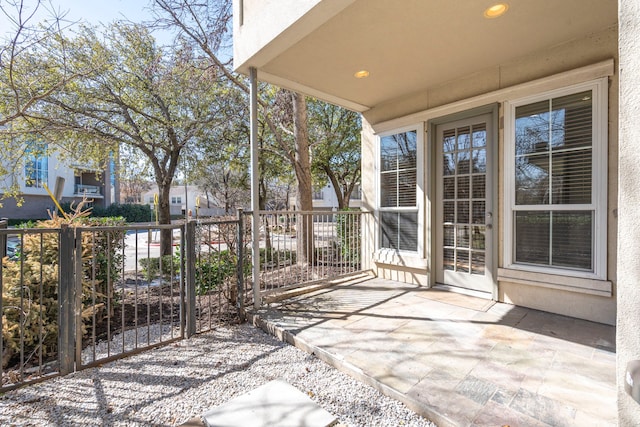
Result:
[354, 70, 370, 79]
[484, 3, 508, 18]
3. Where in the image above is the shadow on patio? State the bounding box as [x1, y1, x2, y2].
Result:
[250, 276, 616, 427]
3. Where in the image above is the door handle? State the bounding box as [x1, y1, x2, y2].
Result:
[486, 212, 493, 229]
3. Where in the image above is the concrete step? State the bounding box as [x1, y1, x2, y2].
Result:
[262, 271, 374, 304]
[201, 380, 337, 427]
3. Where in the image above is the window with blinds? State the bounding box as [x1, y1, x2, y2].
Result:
[379, 130, 418, 251]
[512, 89, 596, 271]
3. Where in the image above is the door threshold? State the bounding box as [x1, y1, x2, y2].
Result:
[433, 283, 493, 300]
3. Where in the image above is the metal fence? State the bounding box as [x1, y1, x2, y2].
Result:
[254, 210, 370, 297]
[0, 216, 245, 392]
[0, 209, 370, 391]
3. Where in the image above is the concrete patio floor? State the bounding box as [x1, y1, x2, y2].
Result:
[250, 276, 616, 427]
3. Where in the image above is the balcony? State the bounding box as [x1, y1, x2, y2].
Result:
[74, 184, 103, 198]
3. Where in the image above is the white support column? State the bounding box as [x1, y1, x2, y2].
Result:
[617, 0, 640, 423]
[249, 67, 261, 309]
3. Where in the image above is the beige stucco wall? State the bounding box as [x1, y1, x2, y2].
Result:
[498, 282, 614, 325]
[362, 25, 618, 325]
[234, 0, 320, 68]
[617, 0, 640, 423]
[364, 25, 618, 126]
[360, 119, 376, 274]
[233, 0, 354, 73]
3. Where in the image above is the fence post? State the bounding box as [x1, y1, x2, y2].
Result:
[184, 221, 197, 337]
[236, 209, 245, 320]
[74, 227, 84, 368]
[0, 218, 7, 259]
[58, 224, 75, 375]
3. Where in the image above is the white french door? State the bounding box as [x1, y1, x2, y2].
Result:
[435, 114, 494, 294]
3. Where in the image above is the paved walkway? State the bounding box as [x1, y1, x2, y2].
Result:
[250, 276, 616, 427]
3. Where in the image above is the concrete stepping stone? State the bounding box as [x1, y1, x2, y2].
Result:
[202, 379, 337, 427]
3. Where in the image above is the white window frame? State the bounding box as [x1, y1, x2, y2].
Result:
[503, 78, 608, 280]
[376, 123, 424, 256]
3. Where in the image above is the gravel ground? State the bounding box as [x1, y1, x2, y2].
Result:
[0, 323, 435, 427]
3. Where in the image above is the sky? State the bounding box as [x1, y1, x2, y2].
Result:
[14, 0, 154, 26]
[1, 0, 174, 45]
[50, 0, 153, 25]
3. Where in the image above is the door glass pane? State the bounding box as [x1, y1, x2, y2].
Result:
[457, 127, 470, 151]
[472, 176, 485, 199]
[457, 225, 470, 248]
[444, 249, 455, 270]
[457, 250, 470, 273]
[443, 153, 455, 176]
[443, 201, 455, 223]
[472, 226, 485, 250]
[457, 201, 469, 224]
[472, 149, 486, 173]
[457, 151, 471, 174]
[457, 176, 469, 199]
[443, 129, 456, 152]
[471, 252, 485, 275]
[472, 201, 485, 224]
[444, 177, 455, 199]
[443, 225, 454, 246]
[472, 124, 487, 148]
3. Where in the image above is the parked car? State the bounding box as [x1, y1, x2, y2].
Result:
[6, 237, 20, 260]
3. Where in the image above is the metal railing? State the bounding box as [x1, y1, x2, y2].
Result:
[0, 209, 371, 391]
[74, 184, 103, 196]
[1, 226, 63, 390]
[0, 215, 245, 391]
[253, 210, 371, 296]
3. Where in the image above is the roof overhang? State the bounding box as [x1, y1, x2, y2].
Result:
[234, 0, 617, 115]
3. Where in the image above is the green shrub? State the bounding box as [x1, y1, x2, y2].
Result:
[60, 202, 152, 223]
[1, 211, 125, 369]
[96, 204, 152, 223]
[139, 254, 180, 278]
[259, 247, 296, 268]
[336, 209, 361, 265]
[7, 219, 47, 227]
[195, 250, 238, 295]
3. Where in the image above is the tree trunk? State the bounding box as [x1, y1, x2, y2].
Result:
[324, 167, 345, 209]
[224, 171, 231, 214]
[343, 185, 353, 210]
[292, 92, 314, 265]
[157, 182, 173, 257]
[258, 169, 272, 252]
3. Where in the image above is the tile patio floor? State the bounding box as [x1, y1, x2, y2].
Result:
[250, 276, 616, 427]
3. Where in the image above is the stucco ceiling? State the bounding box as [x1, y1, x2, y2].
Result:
[238, 0, 617, 112]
